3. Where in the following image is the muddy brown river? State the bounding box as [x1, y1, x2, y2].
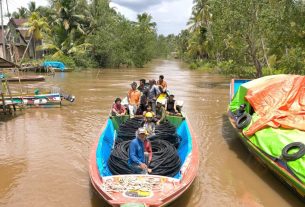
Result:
[0, 60, 304, 207]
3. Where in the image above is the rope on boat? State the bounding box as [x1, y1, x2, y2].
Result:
[108, 118, 182, 177]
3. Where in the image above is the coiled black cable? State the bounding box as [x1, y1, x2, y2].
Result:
[108, 118, 182, 177]
[108, 139, 181, 177]
[116, 118, 181, 147]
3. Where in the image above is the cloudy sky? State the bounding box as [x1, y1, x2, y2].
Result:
[6, 0, 192, 35]
[3, 0, 49, 23]
[110, 0, 193, 35]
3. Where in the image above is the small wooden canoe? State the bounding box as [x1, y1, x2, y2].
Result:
[89, 115, 199, 207]
[228, 77, 305, 201]
[2, 75, 45, 82]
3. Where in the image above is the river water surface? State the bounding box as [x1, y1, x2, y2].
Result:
[0, 60, 303, 207]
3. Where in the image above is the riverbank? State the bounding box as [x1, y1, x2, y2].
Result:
[187, 60, 286, 78]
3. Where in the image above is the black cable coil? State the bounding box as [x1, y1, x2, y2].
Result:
[116, 118, 181, 147]
[108, 139, 181, 177]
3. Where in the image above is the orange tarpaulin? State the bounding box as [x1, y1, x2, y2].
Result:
[245, 75, 305, 136]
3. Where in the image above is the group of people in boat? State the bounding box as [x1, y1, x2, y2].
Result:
[111, 75, 181, 119]
[111, 75, 182, 174]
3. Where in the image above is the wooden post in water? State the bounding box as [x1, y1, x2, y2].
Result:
[5, 78, 16, 113]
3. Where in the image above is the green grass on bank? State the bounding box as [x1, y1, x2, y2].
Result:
[188, 60, 293, 78]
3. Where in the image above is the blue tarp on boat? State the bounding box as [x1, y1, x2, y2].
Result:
[42, 61, 66, 71]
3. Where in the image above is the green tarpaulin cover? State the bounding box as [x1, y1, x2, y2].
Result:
[230, 77, 305, 183]
[244, 114, 305, 183]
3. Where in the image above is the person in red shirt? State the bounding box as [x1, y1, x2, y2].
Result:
[111, 98, 126, 116]
[144, 138, 152, 164]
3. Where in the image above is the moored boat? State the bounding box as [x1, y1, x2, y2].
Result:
[89, 112, 198, 206]
[228, 75, 305, 201]
[1, 93, 61, 108]
[2, 75, 45, 82]
[42, 61, 74, 72]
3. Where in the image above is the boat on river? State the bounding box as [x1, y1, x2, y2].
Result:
[228, 75, 305, 201]
[1, 93, 61, 108]
[2, 75, 45, 82]
[42, 61, 73, 72]
[89, 110, 198, 206]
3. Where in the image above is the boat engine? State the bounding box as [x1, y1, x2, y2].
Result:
[60, 93, 76, 102]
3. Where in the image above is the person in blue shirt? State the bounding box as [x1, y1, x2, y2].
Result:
[128, 128, 152, 174]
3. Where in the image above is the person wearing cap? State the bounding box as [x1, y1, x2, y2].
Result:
[155, 100, 166, 125]
[157, 75, 167, 93]
[147, 79, 160, 114]
[128, 128, 152, 174]
[127, 82, 141, 118]
[143, 112, 156, 137]
[111, 97, 126, 116]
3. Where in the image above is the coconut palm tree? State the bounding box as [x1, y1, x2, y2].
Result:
[20, 12, 50, 62]
[136, 13, 156, 33]
[11, 7, 28, 18]
[28, 1, 37, 13]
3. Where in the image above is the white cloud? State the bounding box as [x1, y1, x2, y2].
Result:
[110, 0, 193, 35]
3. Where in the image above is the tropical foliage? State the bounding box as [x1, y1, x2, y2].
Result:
[12, 0, 175, 68]
[177, 0, 305, 77]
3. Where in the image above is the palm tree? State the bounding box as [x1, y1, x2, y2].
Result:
[136, 13, 156, 33]
[11, 7, 28, 18]
[53, 0, 89, 35]
[20, 12, 50, 62]
[187, 0, 210, 32]
[28, 1, 37, 13]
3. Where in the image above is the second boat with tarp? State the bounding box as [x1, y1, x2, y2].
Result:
[228, 74, 305, 201]
[89, 98, 198, 206]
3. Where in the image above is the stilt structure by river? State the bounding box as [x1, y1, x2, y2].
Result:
[0, 57, 23, 115]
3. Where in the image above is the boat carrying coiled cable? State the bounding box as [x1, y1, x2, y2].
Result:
[108, 118, 182, 177]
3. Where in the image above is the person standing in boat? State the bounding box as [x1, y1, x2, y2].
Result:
[156, 100, 166, 125]
[111, 97, 126, 116]
[137, 79, 147, 92]
[157, 75, 167, 93]
[136, 88, 149, 115]
[128, 128, 152, 174]
[127, 82, 141, 118]
[147, 79, 160, 114]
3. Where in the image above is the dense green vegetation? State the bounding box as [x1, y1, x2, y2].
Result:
[178, 0, 305, 77]
[13, 0, 175, 68]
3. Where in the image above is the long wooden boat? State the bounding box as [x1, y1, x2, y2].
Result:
[2, 75, 45, 82]
[89, 114, 199, 206]
[228, 75, 305, 201]
[1, 93, 61, 108]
